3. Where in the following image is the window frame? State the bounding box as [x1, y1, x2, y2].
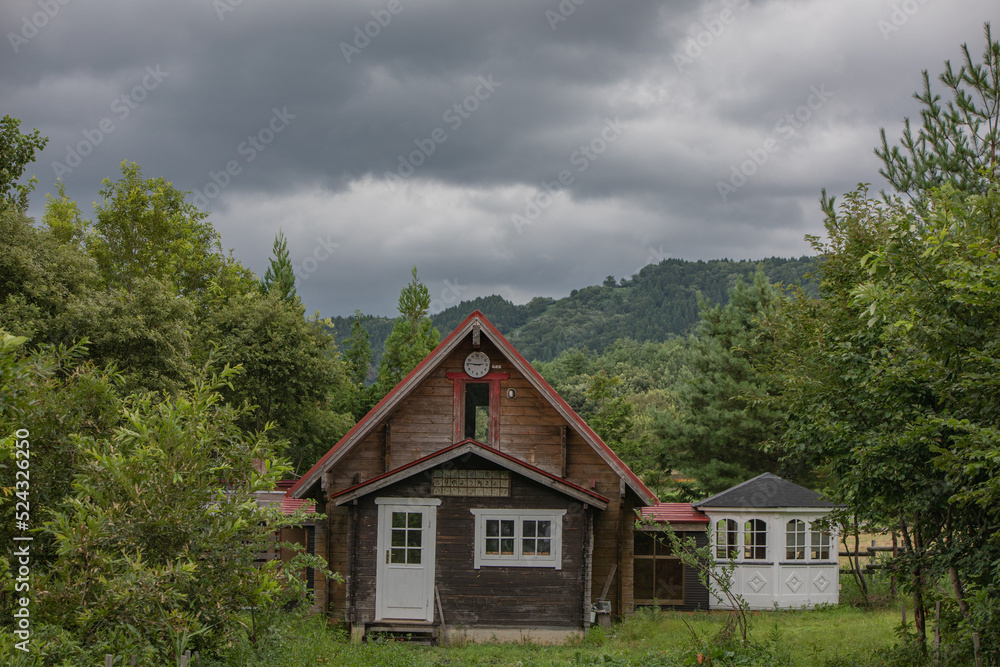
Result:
[470, 508, 565, 569]
[785, 519, 806, 561]
[809, 524, 832, 562]
[714, 518, 739, 559]
[633, 530, 685, 606]
[743, 518, 768, 561]
[447, 372, 509, 447]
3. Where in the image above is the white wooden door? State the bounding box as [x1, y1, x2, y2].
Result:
[375, 499, 438, 621]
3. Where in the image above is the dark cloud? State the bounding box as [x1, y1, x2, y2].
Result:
[5, 0, 999, 316]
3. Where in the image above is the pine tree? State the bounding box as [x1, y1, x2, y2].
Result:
[655, 269, 789, 494]
[373, 267, 440, 399]
[261, 230, 297, 303]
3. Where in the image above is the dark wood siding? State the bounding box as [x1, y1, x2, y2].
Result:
[350, 458, 588, 628]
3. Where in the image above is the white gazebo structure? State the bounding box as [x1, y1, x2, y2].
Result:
[694, 473, 839, 610]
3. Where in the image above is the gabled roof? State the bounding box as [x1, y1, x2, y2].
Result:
[638, 503, 709, 524]
[289, 310, 656, 504]
[329, 439, 610, 509]
[693, 473, 834, 510]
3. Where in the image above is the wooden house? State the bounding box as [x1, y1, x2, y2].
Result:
[288, 311, 658, 642]
[693, 473, 839, 609]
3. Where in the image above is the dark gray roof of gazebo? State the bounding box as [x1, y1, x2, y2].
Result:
[693, 473, 835, 509]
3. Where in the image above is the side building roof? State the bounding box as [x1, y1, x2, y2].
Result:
[693, 473, 834, 510]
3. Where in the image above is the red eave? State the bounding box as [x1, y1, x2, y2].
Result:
[329, 439, 611, 505]
[638, 503, 709, 524]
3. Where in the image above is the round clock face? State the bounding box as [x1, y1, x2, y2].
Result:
[464, 351, 491, 378]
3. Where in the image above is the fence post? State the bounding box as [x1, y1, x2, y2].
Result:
[973, 632, 982, 667]
[105, 656, 113, 667]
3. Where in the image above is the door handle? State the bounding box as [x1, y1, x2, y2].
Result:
[385, 549, 389, 564]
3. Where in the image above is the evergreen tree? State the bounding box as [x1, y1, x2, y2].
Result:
[654, 269, 790, 495]
[373, 267, 440, 400]
[341, 309, 374, 419]
[260, 230, 298, 303]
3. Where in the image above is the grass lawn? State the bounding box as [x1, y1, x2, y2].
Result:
[209, 602, 903, 667]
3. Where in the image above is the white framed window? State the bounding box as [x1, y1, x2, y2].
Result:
[810, 524, 832, 561]
[743, 519, 767, 560]
[714, 519, 739, 559]
[786, 519, 806, 560]
[471, 509, 565, 569]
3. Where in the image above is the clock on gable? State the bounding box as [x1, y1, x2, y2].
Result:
[464, 351, 490, 378]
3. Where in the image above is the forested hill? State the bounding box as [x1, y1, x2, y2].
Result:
[329, 256, 818, 363]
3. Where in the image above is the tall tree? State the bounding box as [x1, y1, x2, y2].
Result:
[655, 269, 789, 495]
[194, 292, 354, 472]
[340, 309, 374, 419]
[260, 230, 297, 303]
[373, 267, 440, 399]
[775, 27, 1000, 654]
[0, 115, 48, 212]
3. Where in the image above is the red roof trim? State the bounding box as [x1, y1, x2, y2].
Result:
[329, 439, 611, 504]
[638, 503, 710, 524]
[290, 310, 657, 505]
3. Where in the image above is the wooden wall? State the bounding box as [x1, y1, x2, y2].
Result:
[350, 459, 586, 628]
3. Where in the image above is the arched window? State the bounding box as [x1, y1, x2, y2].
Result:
[743, 519, 767, 560]
[810, 524, 831, 560]
[715, 519, 738, 559]
[785, 519, 806, 560]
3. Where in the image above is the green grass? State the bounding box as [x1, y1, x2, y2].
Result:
[201, 602, 903, 667]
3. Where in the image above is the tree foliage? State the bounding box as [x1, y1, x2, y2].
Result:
[874, 23, 1000, 210]
[194, 292, 355, 472]
[372, 267, 440, 400]
[260, 230, 298, 303]
[655, 270, 792, 495]
[0, 115, 48, 212]
[89, 162, 233, 298]
[34, 363, 326, 661]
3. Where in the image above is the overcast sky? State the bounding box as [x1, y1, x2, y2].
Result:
[4, 0, 998, 317]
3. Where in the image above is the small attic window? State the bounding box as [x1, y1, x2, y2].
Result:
[464, 382, 490, 441]
[446, 369, 509, 446]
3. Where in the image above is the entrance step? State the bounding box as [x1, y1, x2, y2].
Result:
[365, 621, 439, 645]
